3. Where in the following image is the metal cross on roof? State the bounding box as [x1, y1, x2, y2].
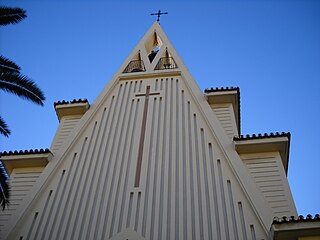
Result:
[150, 10, 168, 23]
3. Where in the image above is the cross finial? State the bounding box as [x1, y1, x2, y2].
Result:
[150, 10, 168, 23]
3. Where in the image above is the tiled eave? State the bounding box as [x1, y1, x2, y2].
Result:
[204, 87, 241, 135]
[54, 99, 90, 122]
[271, 214, 320, 240]
[235, 132, 291, 140]
[233, 132, 290, 174]
[273, 214, 320, 224]
[204, 86, 240, 93]
[53, 98, 89, 107]
[0, 148, 53, 175]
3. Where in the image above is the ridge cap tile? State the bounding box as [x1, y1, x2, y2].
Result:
[233, 132, 291, 141]
[204, 86, 240, 93]
[0, 148, 51, 157]
[53, 98, 88, 107]
[272, 214, 320, 224]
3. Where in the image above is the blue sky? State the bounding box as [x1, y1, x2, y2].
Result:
[1, 0, 319, 216]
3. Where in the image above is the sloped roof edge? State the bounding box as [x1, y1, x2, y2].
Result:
[234, 132, 291, 174]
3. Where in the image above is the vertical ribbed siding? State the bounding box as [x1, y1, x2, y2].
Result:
[175, 79, 181, 240]
[157, 79, 168, 240]
[149, 95, 161, 240]
[238, 201, 249, 240]
[108, 82, 134, 238]
[243, 155, 293, 216]
[14, 77, 268, 240]
[25, 212, 38, 240]
[217, 159, 230, 239]
[181, 89, 188, 240]
[200, 129, 213, 240]
[208, 143, 222, 240]
[141, 96, 156, 236]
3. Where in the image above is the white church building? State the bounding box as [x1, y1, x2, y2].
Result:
[0, 22, 319, 240]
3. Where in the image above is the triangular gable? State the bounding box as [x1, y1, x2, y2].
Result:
[121, 22, 178, 74]
[2, 22, 274, 239]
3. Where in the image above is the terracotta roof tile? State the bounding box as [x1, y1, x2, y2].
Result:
[54, 98, 88, 107]
[0, 148, 51, 157]
[273, 214, 320, 224]
[233, 132, 290, 141]
[204, 86, 239, 93]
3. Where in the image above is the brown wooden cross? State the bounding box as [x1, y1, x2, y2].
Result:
[134, 85, 160, 187]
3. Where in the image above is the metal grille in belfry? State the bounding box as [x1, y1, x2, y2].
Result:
[123, 60, 146, 73]
[154, 57, 178, 70]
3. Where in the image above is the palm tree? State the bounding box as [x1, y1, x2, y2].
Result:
[0, 163, 9, 210]
[0, 56, 45, 136]
[0, 7, 27, 26]
[0, 6, 45, 209]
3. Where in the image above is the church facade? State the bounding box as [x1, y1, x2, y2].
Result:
[0, 22, 319, 240]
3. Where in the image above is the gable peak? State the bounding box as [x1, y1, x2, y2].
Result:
[121, 22, 180, 76]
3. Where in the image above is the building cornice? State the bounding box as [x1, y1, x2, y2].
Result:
[234, 132, 290, 174]
[54, 98, 90, 122]
[271, 214, 320, 240]
[0, 148, 53, 175]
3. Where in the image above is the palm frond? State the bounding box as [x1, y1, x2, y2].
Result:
[0, 7, 26, 26]
[0, 116, 10, 137]
[0, 56, 20, 75]
[0, 162, 9, 210]
[0, 73, 45, 106]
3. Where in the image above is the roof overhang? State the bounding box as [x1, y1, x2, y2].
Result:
[1, 151, 53, 175]
[234, 135, 290, 174]
[55, 101, 90, 122]
[205, 88, 240, 135]
[271, 221, 320, 240]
